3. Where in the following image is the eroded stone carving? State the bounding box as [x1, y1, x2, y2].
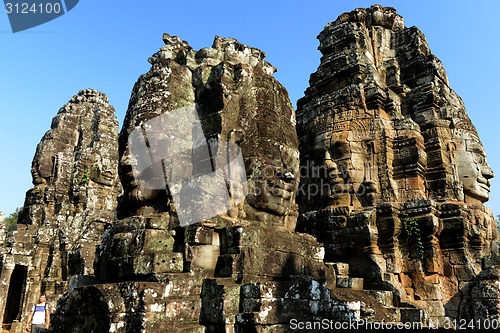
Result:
[65, 36, 337, 332]
[460, 265, 500, 321]
[297, 4, 498, 324]
[0, 89, 120, 330]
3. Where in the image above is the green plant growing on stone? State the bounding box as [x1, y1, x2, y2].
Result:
[496, 214, 500, 236]
[4, 207, 22, 233]
[401, 212, 424, 259]
[36, 187, 45, 198]
[80, 172, 90, 185]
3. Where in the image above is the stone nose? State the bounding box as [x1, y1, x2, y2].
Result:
[482, 164, 494, 180]
[324, 159, 337, 174]
[275, 168, 295, 182]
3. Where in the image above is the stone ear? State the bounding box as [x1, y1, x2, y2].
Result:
[362, 140, 376, 154]
[447, 142, 457, 152]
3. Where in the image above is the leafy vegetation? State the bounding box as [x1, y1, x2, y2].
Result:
[401, 212, 424, 259]
[80, 172, 90, 185]
[4, 207, 22, 233]
[36, 187, 45, 198]
[496, 214, 500, 236]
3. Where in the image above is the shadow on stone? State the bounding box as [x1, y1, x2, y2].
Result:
[51, 286, 110, 333]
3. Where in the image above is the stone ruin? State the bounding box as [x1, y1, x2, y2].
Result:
[1, 5, 499, 332]
[296, 4, 498, 325]
[0, 89, 120, 332]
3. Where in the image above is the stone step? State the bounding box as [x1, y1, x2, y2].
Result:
[399, 307, 429, 325]
[143, 321, 205, 333]
[161, 276, 205, 298]
[365, 290, 394, 307]
[336, 276, 364, 289]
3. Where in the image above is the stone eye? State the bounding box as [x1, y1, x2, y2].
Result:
[473, 153, 485, 165]
[331, 141, 349, 160]
[275, 169, 295, 181]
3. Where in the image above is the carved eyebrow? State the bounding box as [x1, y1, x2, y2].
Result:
[470, 147, 485, 155]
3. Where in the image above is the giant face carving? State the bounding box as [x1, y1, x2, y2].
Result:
[456, 131, 494, 203]
[244, 138, 299, 218]
[118, 35, 301, 229]
[192, 41, 301, 228]
[312, 134, 351, 206]
[309, 129, 378, 208]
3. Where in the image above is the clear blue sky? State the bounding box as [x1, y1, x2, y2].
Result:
[1, 1, 499, 219]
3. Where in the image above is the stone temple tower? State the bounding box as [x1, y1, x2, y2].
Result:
[0, 89, 120, 332]
[296, 4, 497, 323]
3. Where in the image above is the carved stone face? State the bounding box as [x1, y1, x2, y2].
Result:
[118, 35, 300, 227]
[312, 134, 348, 205]
[310, 131, 377, 207]
[456, 132, 494, 202]
[118, 58, 195, 217]
[244, 139, 299, 217]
